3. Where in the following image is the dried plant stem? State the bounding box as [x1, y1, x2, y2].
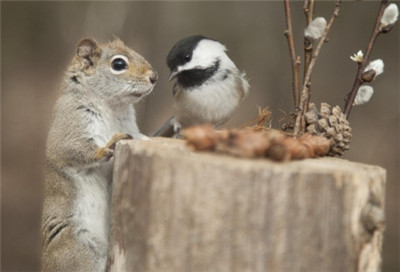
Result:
[284, 0, 301, 109]
[293, 0, 342, 137]
[303, 0, 315, 24]
[343, 0, 388, 118]
[303, 0, 315, 110]
[303, 0, 315, 79]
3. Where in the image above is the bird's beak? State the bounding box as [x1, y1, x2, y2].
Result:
[168, 69, 179, 81]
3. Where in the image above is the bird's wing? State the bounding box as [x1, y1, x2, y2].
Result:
[151, 116, 176, 137]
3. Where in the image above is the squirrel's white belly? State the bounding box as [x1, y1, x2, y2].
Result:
[88, 103, 142, 147]
[68, 103, 141, 265]
[69, 166, 112, 265]
[68, 106, 133, 262]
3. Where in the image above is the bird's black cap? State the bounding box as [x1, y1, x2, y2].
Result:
[166, 35, 209, 71]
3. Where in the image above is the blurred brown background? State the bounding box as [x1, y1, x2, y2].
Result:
[1, 1, 398, 271]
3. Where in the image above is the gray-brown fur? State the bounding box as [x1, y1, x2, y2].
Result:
[41, 38, 157, 272]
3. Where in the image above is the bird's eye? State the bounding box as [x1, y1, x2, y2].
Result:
[184, 53, 192, 61]
[110, 55, 128, 74]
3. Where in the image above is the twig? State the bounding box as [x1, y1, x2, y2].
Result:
[303, 0, 315, 80]
[304, 0, 315, 24]
[284, 0, 301, 109]
[293, 0, 342, 136]
[303, 0, 315, 112]
[343, 0, 389, 118]
[239, 106, 272, 129]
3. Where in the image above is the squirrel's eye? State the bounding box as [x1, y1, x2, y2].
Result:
[112, 58, 127, 70]
[110, 55, 128, 74]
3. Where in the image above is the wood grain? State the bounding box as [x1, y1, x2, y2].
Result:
[108, 138, 386, 272]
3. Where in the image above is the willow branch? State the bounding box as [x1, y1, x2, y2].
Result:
[303, 0, 315, 80]
[343, 0, 389, 118]
[303, 0, 315, 111]
[293, 0, 342, 137]
[284, 0, 301, 109]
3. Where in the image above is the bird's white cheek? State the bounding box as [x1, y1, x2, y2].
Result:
[181, 54, 215, 72]
[178, 61, 197, 72]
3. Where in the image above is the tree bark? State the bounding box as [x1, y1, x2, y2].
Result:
[107, 138, 386, 272]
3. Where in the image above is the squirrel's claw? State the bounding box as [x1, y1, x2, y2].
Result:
[107, 133, 133, 150]
[95, 133, 133, 161]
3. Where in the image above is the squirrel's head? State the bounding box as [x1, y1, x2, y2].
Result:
[69, 38, 157, 104]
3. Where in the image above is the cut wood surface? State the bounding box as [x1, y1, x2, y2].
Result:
[108, 137, 386, 272]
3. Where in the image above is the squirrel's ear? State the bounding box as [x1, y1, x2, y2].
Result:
[76, 38, 101, 66]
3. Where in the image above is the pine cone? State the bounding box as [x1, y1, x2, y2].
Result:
[304, 103, 352, 156]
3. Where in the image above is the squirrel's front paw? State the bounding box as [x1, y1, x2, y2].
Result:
[107, 133, 133, 150]
[94, 133, 133, 161]
[94, 147, 114, 161]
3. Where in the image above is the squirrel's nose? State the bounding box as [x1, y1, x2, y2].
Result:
[148, 70, 158, 85]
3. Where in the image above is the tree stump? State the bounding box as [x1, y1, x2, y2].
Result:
[107, 138, 386, 272]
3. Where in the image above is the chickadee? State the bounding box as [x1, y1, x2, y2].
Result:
[153, 35, 249, 137]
